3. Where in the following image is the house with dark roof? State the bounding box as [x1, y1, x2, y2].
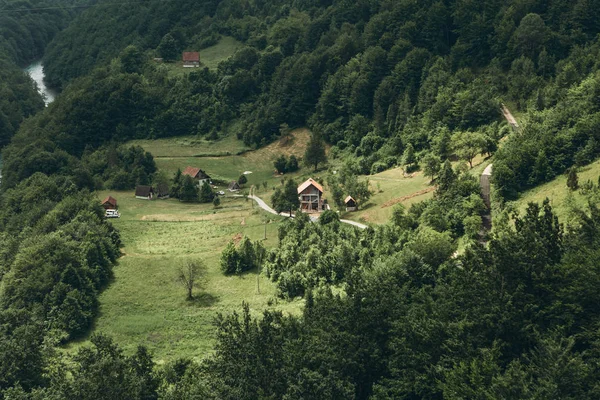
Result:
[135, 185, 154, 200]
[182, 52, 200, 67]
[156, 183, 170, 199]
[101, 196, 118, 210]
[182, 167, 210, 186]
[297, 178, 324, 213]
[344, 196, 357, 212]
[228, 181, 241, 192]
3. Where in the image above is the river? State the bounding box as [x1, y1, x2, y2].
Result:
[24, 60, 57, 106]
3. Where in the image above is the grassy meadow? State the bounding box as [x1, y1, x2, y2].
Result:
[509, 158, 600, 222]
[76, 191, 302, 363]
[89, 129, 508, 361]
[163, 36, 243, 77]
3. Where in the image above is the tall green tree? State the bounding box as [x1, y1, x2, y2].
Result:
[157, 33, 178, 61]
[304, 133, 327, 172]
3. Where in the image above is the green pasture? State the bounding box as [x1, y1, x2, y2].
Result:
[509, 158, 600, 222]
[162, 36, 243, 77]
[72, 191, 301, 362]
[339, 167, 434, 225]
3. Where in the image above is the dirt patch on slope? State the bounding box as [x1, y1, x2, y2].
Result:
[381, 187, 436, 208]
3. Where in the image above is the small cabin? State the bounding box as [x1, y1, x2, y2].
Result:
[135, 185, 154, 200]
[101, 196, 118, 210]
[297, 178, 324, 213]
[182, 167, 210, 186]
[228, 181, 241, 192]
[344, 196, 357, 212]
[182, 52, 200, 67]
[156, 183, 170, 199]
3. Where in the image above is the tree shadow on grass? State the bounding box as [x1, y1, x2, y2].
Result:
[187, 292, 219, 307]
[359, 202, 376, 211]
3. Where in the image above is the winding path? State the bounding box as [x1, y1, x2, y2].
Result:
[247, 195, 368, 230]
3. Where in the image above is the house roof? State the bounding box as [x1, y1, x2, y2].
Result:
[156, 183, 169, 196]
[228, 181, 240, 189]
[297, 178, 323, 194]
[182, 52, 200, 62]
[344, 196, 356, 204]
[101, 196, 117, 206]
[135, 185, 154, 197]
[182, 166, 210, 179]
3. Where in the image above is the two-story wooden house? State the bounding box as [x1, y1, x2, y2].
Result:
[297, 178, 324, 213]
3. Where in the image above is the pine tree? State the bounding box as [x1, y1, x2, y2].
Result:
[199, 181, 215, 203]
[567, 167, 579, 191]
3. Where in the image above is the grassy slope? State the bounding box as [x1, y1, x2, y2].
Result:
[145, 128, 313, 187]
[95, 130, 509, 360]
[163, 36, 243, 77]
[75, 192, 301, 362]
[510, 158, 600, 221]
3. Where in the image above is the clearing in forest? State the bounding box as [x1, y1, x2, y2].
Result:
[69, 191, 301, 362]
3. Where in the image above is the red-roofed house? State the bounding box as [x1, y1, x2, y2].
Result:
[182, 166, 210, 186]
[297, 178, 324, 213]
[182, 52, 200, 67]
[101, 196, 118, 210]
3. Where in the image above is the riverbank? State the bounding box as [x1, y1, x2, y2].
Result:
[24, 60, 57, 105]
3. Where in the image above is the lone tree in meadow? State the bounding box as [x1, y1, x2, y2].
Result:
[567, 167, 579, 191]
[177, 260, 207, 300]
[238, 174, 248, 185]
[304, 133, 327, 172]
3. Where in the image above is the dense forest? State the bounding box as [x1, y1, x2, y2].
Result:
[2, 0, 600, 398]
[0, 0, 91, 147]
[0, 0, 598, 199]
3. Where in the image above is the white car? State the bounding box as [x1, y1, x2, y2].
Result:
[217, 191, 225, 195]
[105, 209, 120, 218]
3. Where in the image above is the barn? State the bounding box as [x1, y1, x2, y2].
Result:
[101, 196, 118, 210]
[156, 183, 170, 199]
[182, 52, 200, 67]
[135, 185, 154, 200]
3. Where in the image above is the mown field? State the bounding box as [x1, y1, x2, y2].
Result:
[74, 191, 301, 362]
[510, 158, 600, 222]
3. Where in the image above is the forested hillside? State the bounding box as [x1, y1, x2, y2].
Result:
[30, 0, 600, 199]
[0, 0, 90, 147]
[3, 0, 600, 398]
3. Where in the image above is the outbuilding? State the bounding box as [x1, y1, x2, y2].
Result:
[228, 181, 241, 192]
[101, 196, 118, 210]
[135, 185, 154, 200]
[344, 196, 357, 211]
[182, 52, 200, 67]
[156, 183, 170, 199]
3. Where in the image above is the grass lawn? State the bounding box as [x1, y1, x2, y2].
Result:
[510, 158, 600, 222]
[71, 191, 301, 363]
[339, 167, 435, 225]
